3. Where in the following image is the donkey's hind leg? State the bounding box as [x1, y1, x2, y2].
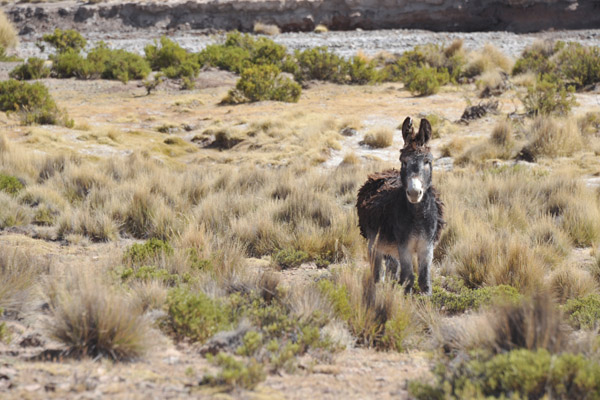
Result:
[384, 255, 400, 282]
[417, 243, 434, 296]
[368, 237, 385, 282]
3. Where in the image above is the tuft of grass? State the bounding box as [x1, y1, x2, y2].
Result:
[0, 10, 18, 50]
[253, 22, 280, 36]
[0, 246, 45, 314]
[362, 127, 394, 148]
[550, 267, 598, 303]
[314, 24, 328, 33]
[46, 272, 150, 361]
[523, 116, 582, 159]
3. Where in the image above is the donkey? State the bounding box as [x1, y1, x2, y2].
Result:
[356, 117, 444, 295]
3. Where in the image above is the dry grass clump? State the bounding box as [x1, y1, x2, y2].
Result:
[464, 43, 513, 77]
[253, 22, 280, 36]
[549, 267, 598, 303]
[314, 24, 328, 33]
[341, 152, 360, 165]
[363, 127, 394, 148]
[46, 270, 151, 361]
[0, 10, 18, 50]
[437, 167, 600, 295]
[524, 116, 583, 159]
[456, 119, 516, 165]
[0, 245, 47, 314]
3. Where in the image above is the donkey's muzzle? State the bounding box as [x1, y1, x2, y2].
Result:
[406, 178, 424, 203]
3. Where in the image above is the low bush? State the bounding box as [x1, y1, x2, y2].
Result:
[522, 74, 577, 116]
[431, 284, 521, 314]
[556, 42, 600, 89]
[293, 46, 347, 83]
[0, 173, 24, 196]
[52, 43, 150, 83]
[523, 116, 582, 159]
[346, 55, 380, 84]
[384, 42, 464, 83]
[123, 238, 174, 265]
[404, 65, 449, 96]
[271, 248, 310, 269]
[9, 58, 51, 80]
[0, 80, 73, 126]
[564, 294, 600, 329]
[166, 287, 232, 343]
[409, 349, 600, 399]
[42, 28, 87, 54]
[512, 39, 560, 76]
[201, 352, 266, 390]
[223, 65, 301, 103]
[144, 36, 199, 80]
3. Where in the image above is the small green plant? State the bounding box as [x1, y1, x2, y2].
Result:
[522, 74, 576, 116]
[346, 55, 380, 84]
[409, 349, 600, 399]
[318, 280, 352, 321]
[404, 65, 450, 96]
[9, 57, 51, 80]
[555, 42, 600, 89]
[42, 28, 87, 54]
[564, 294, 600, 329]
[224, 65, 301, 104]
[123, 238, 174, 265]
[120, 265, 179, 286]
[201, 352, 266, 390]
[431, 284, 521, 314]
[166, 287, 232, 343]
[236, 331, 263, 356]
[0, 80, 72, 126]
[271, 248, 310, 269]
[0, 46, 20, 62]
[0, 173, 24, 196]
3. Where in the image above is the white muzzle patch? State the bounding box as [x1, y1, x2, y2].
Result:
[407, 177, 424, 203]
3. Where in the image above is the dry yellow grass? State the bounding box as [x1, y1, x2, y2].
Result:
[363, 127, 394, 148]
[253, 22, 280, 36]
[464, 43, 514, 77]
[0, 10, 18, 50]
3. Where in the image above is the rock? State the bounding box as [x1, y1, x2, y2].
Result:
[340, 127, 358, 136]
[5, 0, 600, 35]
[199, 320, 251, 356]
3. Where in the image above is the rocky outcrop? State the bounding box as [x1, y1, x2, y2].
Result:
[5, 0, 600, 35]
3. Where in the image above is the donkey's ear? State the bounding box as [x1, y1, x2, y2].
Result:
[401, 117, 414, 144]
[417, 118, 432, 146]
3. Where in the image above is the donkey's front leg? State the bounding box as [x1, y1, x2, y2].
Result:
[417, 243, 434, 295]
[398, 247, 414, 294]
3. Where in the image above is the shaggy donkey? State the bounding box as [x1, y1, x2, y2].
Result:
[356, 117, 444, 295]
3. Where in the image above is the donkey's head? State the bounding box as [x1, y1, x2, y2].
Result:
[400, 117, 433, 204]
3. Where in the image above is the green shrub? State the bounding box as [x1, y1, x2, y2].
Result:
[0, 80, 72, 126]
[52, 44, 150, 83]
[0, 46, 20, 62]
[272, 248, 310, 269]
[512, 40, 561, 76]
[318, 280, 352, 321]
[9, 58, 51, 80]
[51, 49, 92, 79]
[166, 287, 232, 343]
[564, 294, 600, 329]
[198, 32, 287, 74]
[404, 65, 450, 96]
[89, 43, 151, 82]
[347, 56, 380, 84]
[42, 28, 87, 54]
[123, 238, 174, 265]
[0, 173, 24, 196]
[409, 349, 600, 399]
[293, 46, 347, 83]
[522, 74, 577, 116]
[198, 44, 251, 73]
[555, 42, 600, 89]
[431, 284, 521, 314]
[201, 352, 266, 390]
[144, 36, 199, 80]
[224, 64, 301, 103]
[384, 43, 464, 83]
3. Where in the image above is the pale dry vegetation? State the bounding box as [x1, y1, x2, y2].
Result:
[1, 31, 600, 398]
